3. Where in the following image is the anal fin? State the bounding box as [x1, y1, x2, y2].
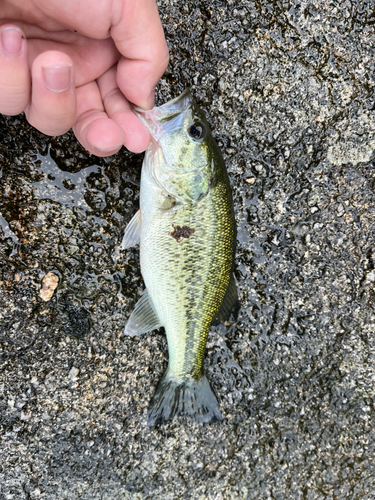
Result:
[124, 289, 162, 336]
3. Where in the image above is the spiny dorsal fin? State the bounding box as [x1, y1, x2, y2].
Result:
[122, 210, 141, 249]
[124, 289, 162, 336]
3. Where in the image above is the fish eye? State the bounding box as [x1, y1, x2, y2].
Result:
[188, 122, 206, 141]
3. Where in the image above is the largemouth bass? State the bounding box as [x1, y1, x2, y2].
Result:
[122, 89, 238, 425]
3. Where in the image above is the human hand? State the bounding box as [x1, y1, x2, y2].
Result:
[0, 0, 169, 156]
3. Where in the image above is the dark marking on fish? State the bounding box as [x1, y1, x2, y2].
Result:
[170, 225, 195, 243]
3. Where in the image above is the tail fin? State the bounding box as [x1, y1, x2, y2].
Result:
[147, 371, 222, 426]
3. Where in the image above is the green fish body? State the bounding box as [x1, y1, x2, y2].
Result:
[122, 89, 237, 425]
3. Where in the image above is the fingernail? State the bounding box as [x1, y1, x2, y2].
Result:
[1, 27, 24, 56]
[146, 90, 155, 109]
[43, 65, 72, 93]
[137, 90, 155, 110]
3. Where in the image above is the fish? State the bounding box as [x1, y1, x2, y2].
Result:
[122, 88, 238, 426]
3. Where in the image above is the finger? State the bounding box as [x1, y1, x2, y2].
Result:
[97, 66, 150, 153]
[25, 50, 76, 136]
[25, 30, 120, 88]
[74, 80, 126, 157]
[111, 0, 169, 109]
[0, 24, 30, 115]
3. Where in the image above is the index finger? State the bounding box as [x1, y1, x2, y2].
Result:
[111, 0, 169, 109]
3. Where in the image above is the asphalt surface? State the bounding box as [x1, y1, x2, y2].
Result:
[1, 0, 375, 498]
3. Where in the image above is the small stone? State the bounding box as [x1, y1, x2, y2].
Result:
[39, 272, 59, 301]
[365, 270, 375, 284]
[245, 177, 255, 184]
[68, 366, 80, 381]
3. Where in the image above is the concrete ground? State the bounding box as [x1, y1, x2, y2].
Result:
[1, 0, 375, 498]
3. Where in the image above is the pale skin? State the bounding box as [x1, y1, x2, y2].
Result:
[0, 0, 169, 156]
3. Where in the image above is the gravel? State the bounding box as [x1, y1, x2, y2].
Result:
[1, 0, 375, 498]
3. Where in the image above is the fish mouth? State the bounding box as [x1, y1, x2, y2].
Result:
[132, 88, 191, 117]
[132, 88, 192, 138]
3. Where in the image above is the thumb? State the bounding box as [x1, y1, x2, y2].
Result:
[111, 0, 169, 109]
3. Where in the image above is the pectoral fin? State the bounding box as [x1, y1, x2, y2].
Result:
[212, 274, 240, 325]
[124, 289, 162, 336]
[122, 210, 141, 249]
